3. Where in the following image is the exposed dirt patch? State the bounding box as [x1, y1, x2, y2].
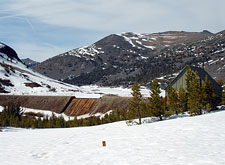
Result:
[64, 96, 131, 116]
[0, 79, 14, 87]
[64, 98, 99, 116]
[24, 82, 42, 88]
[24, 112, 44, 117]
[0, 85, 9, 93]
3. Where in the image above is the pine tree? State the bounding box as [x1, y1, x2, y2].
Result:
[202, 76, 216, 111]
[217, 79, 224, 87]
[49, 112, 56, 128]
[178, 87, 188, 114]
[37, 117, 43, 128]
[185, 65, 193, 95]
[167, 84, 179, 115]
[222, 87, 225, 105]
[148, 80, 165, 120]
[72, 116, 78, 127]
[187, 72, 202, 116]
[0, 102, 24, 127]
[115, 109, 121, 121]
[120, 108, 127, 120]
[102, 113, 110, 124]
[128, 82, 144, 124]
[56, 115, 65, 128]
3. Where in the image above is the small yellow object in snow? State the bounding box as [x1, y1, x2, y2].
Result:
[102, 141, 106, 147]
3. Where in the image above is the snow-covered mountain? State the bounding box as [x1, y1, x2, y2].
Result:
[0, 42, 80, 95]
[33, 30, 225, 86]
[0, 42, 153, 97]
[1, 109, 225, 165]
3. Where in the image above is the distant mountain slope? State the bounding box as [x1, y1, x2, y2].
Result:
[22, 58, 40, 67]
[0, 42, 152, 97]
[156, 30, 225, 81]
[33, 30, 224, 86]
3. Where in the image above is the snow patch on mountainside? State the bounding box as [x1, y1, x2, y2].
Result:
[61, 44, 104, 59]
[143, 45, 155, 50]
[120, 35, 136, 47]
[117, 32, 158, 50]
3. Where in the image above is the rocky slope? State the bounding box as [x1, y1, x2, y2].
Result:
[0, 42, 152, 97]
[33, 30, 225, 86]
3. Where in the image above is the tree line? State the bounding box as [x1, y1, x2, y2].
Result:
[128, 66, 224, 124]
[0, 66, 224, 129]
[0, 102, 130, 129]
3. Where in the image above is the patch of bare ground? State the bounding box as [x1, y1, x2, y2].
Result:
[0, 79, 14, 87]
[0, 85, 9, 93]
[24, 112, 44, 117]
[24, 82, 42, 88]
[64, 96, 131, 116]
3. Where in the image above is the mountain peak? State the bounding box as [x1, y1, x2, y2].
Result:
[0, 42, 21, 62]
[33, 30, 225, 86]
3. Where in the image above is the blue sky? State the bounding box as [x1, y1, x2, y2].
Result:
[0, 0, 224, 62]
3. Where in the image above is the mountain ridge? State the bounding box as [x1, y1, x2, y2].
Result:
[22, 58, 40, 67]
[33, 30, 225, 86]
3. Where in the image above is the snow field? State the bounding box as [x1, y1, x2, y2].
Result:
[21, 107, 105, 120]
[1, 110, 225, 165]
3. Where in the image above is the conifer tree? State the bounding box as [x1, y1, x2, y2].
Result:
[178, 87, 188, 114]
[187, 72, 202, 115]
[50, 112, 56, 128]
[37, 117, 43, 128]
[102, 113, 110, 124]
[148, 80, 165, 120]
[222, 87, 225, 105]
[71, 116, 78, 127]
[120, 108, 127, 120]
[128, 82, 144, 124]
[167, 84, 179, 115]
[0, 102, 23, 127]
[115, 109, 121, 121]
[217, 79, 224, 87]
[185, 66, 193, 95]
[212, 93, 219, 109]
[202, 76, 216, 111]
[56, 115, 65, 128]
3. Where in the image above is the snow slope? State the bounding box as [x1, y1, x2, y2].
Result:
[0, 52, 79, 95]
[1, 110, 225, 165]
[0, 51, 159, 98]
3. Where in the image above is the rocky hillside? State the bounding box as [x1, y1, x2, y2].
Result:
[33, 30, 225, 86]
[0, 42, 153, 97]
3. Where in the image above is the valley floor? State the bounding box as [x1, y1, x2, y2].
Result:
[1, 110, 225, 165]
